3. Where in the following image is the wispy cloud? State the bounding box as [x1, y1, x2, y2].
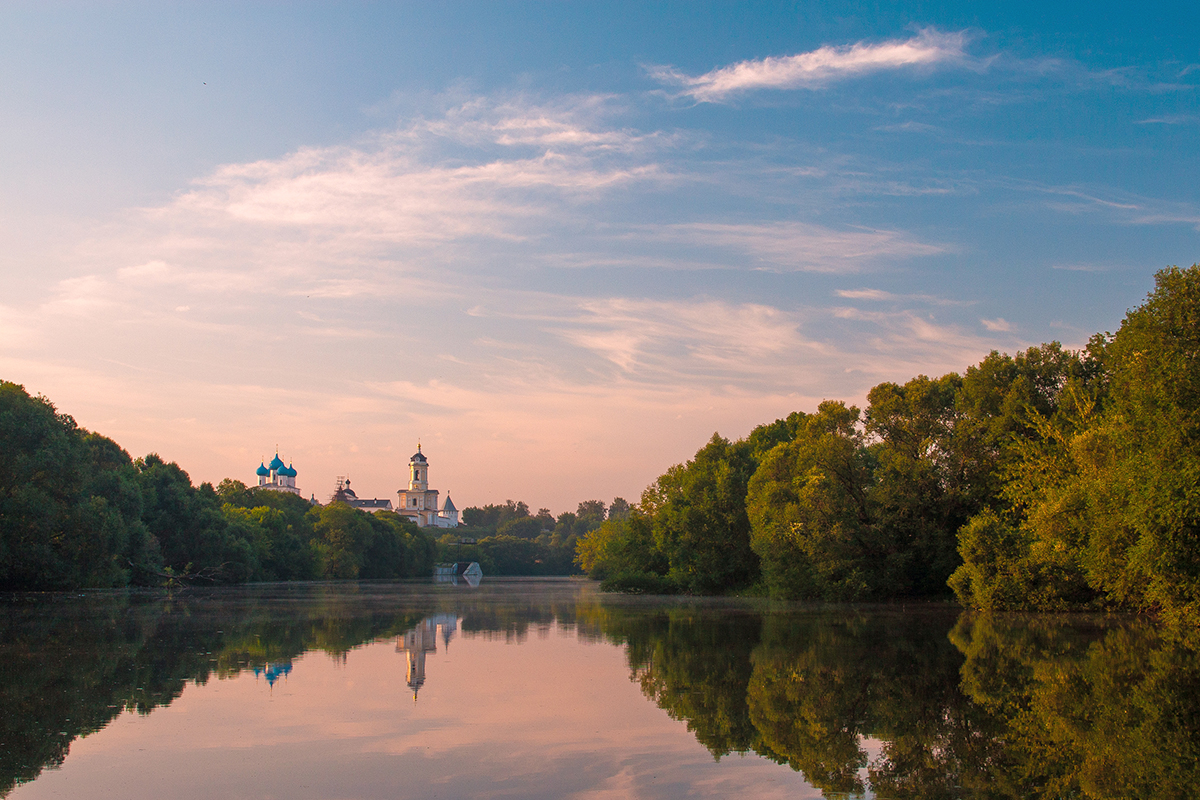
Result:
[835, 288, 973, 306]
[650, 28, 972, 102]
[980, 317, 1013, 332]
[1051, 263, 1110, 272]
[1135, 114, 1200, 125]
[650, 222, 947, 273]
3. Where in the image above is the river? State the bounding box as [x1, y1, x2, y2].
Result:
[1, 578, 1195, 799]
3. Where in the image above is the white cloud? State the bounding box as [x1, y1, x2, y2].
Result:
[651, 29, 971, 102]
[651, 222, 946, 272]
[1135, 114, 1200, 125]
[837, 288, 898, 300]
[1051, 263, 1109, 272]
[981, 317, 1012, 332]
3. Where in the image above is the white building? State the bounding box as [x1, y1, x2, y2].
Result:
[255, 453, 301, 496]
[396, 445, 459, 528]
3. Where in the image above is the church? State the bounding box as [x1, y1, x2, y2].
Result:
[255, 453, 301, 496]
[396, 445, 459, 528]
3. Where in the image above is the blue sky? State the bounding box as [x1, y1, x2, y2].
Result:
[1, 1, 1197, 510]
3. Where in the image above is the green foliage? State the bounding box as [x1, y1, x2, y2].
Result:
[454, 498, 604, 575]
[306, 503, 433, 580]
[138, 454, 258, 583]
[462, 499, 529, 529]
[0, 382, 160, 589]
[497, 516, 544, 539]
[599, 570, 681, 594]
[475, 535, 546, 575]
[219, 486, 318, 581]
[607, 497, 631, 520]
[951, 265, 1200, 621]
[641, 433, 761, 593]
[746, 402, 880, 600]
[866, 374, 967, 595]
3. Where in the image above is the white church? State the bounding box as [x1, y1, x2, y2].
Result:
[395, 445, 459, 528]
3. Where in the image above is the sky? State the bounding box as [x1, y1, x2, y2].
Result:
[1, 1, 1197, 512]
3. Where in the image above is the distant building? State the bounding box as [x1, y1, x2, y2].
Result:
[255, 453, 301, 496]
[330, 477, 394, 514]
[396, 445, 459, 528]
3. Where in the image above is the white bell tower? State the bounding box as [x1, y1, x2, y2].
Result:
[409, 444, 429, 491]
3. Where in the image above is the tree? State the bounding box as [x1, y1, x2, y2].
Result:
[950, 265, 1200, 620]
[642, 433, 760, 594]
[497, 516, 544, 539]
[138, 455, 257, 582]
[608, 497, 631, 520]
[0, 382, 159, 589]
[865, 373, 966, 595]
[746, 402, 879, 600]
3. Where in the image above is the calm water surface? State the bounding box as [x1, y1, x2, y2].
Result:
[1, 578, 1196, 799]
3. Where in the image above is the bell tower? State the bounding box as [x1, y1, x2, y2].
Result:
[409, 444, 429, 491]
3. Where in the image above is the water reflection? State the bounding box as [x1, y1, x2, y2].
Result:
[0, 581, 1196, 799]
[395, 613, 459, 698]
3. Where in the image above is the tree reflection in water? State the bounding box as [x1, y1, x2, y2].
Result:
[588, 601, 1200, 800]
[0, 584, 1196, 799]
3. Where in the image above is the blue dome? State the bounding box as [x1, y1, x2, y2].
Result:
[256, 463, 270, 477]
[268, 454, 286, 471]
[282, 464, 297, 478]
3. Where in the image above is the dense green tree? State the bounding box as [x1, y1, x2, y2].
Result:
[866, 374, 965, 595]
[640, 433, 760, 593]
[0, 382, 160, 589]
[951, 266, 1200, 620]
[607, 497, 631, 520]
[138, 454, 257, 582]
[308, 502, 376, 578]
[217, 480, 319, 580]
[574, 513, 667, 583]
[746, 402, 880, 600]
[462, 499, 529, 529]
[497, 516, 544, 539]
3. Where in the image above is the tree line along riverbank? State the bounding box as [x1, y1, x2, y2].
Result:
[4, 265, 1200, 622]
[0, 383, 605, 588]
[577, 265, 1200, 624]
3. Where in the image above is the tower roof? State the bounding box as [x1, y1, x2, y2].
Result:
[442, 494, 456, 512]
[410, 444, 427, 463]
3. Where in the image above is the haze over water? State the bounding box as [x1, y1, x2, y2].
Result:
[3, 579, 1195, 799]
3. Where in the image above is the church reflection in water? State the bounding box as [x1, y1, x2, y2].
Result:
[252, 660, 293, 689]
[395, 614, 459, 699]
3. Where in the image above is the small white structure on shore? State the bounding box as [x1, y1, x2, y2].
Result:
[434, 562, 482, 587]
